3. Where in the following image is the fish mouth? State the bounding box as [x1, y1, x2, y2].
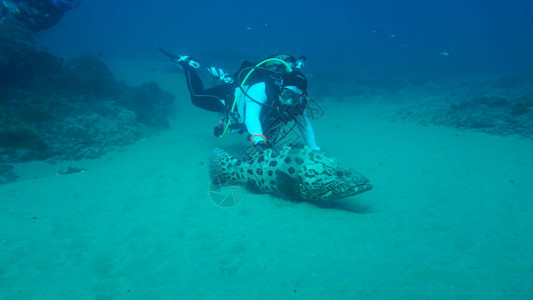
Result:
[332, 176, 372, 199]
[311, 180, 373, 201]
[352, 183, 373, 196]
[344, 170, 372, 196]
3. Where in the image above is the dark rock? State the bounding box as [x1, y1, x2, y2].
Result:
[116, 81, 174, 128]
[399, 93, 533, 140]
[472, 96, 509, 108]
[0, 35, 175, 163]
[512, 103, 529, 116]
[58, 55, 117, 96]
[0, 164, 19, 184]
[0, 129, 51, 161]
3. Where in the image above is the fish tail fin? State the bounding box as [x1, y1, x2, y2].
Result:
[209, 147, 238, 184]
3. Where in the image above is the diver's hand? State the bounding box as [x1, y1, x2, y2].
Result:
[255, 141, 272, 150]
[2, 0, 20, 16]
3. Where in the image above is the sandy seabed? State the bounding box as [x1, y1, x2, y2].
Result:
[1, 60, 532, 299]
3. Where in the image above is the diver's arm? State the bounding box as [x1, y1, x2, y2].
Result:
[297, 112, 320, 150]
[244, 83, 268, 144]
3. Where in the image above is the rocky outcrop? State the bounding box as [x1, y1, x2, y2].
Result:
[0, 37, 175, 168]
[397, 94, 533, 139]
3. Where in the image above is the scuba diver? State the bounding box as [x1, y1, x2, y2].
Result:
[159, 47, 320, 151]
[1, 0, 81, 32]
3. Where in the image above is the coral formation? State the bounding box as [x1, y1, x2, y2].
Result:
[398, 94, 533, 139]
[0, 36, 175, 175]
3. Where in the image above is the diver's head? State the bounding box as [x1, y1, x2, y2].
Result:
[279, 71, 307, 105]
[52, 0, 82, 9]
[276, 54, 297, 70]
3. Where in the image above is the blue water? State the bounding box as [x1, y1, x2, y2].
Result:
[2, 0, 533, 298]
[42, 0, 533, 77]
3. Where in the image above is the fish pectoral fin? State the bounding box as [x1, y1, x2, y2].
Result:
[275, 170, 300, 200]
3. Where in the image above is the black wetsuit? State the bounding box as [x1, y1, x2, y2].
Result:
[181, 63, 233, 113]
[181, 61, 308, 144]
[181, 58, 290, 112]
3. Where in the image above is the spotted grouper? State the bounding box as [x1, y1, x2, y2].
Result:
[209, 144, 372, 201]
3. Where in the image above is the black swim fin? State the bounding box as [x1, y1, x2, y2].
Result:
[157, 45, 179, 62]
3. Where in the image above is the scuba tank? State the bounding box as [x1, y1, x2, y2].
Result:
[218, 53, 307, 138]
[233, 54, 305, 87]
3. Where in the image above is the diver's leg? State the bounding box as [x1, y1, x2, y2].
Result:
[189, 84, 231, 113]
[181, 65, 229, 113]
[181, 64, 204, 95]
[179, 64, 221, 112]
[158, 48, 225, 112]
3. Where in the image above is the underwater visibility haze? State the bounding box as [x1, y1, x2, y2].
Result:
[1, 0, 532, 298]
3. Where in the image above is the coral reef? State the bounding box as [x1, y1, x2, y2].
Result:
[397, 94, 533, 139]
[0, 35, 175, 179]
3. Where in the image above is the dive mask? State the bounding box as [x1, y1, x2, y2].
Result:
[280, 87, 304, 105]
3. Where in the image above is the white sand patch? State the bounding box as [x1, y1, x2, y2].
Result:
[1, 60, 532, 298]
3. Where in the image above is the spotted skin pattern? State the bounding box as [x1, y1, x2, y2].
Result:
[209, 145, 372, 201]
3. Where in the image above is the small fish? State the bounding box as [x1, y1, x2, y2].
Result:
[209, 145, 372, 201]
[57, 167, 87, 175]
